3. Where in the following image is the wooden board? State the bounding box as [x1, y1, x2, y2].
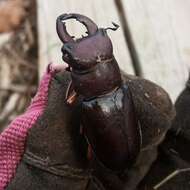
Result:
[122, 0, 190, 101]
[37, 0, 134, 77]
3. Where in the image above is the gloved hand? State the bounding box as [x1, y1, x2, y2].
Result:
[1, 64, 175, 190]
[0, 63, 67, 190]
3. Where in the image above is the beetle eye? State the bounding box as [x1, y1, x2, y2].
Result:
[61, 45, 74, 63]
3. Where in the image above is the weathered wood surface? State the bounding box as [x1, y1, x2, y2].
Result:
[122, 0, 190, 101]
[37, 0, 134, 77]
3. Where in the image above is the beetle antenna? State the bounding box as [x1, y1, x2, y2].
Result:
[105, 22, 119, 31]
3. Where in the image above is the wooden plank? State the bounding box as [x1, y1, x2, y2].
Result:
[122, 0, 189, 101]
[37, 0, 134, 77]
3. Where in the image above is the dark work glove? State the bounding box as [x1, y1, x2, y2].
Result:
[4, 68, 175, 190]
[0, 63, 67, 190]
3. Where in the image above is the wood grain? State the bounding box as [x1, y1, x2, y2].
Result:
[122, 0, 189, 101]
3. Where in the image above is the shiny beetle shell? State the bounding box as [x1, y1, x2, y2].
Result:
[82, 85, 141, 170]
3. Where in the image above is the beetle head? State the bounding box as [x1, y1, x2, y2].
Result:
[56, 13, 119, 72]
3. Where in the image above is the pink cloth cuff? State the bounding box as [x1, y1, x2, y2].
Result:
[0, 64, 59, 189]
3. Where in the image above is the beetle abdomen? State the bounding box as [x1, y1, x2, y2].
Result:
[82, 85, 141, 171]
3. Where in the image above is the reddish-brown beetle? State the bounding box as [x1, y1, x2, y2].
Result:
[56, 13, 141, 171]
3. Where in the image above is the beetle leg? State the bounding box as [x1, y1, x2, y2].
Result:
[67, 91, 77, 105]
[87, 144, 93, 161]
[65, 81, 78, 105]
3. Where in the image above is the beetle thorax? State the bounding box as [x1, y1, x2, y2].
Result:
[71, 57, 122, 99]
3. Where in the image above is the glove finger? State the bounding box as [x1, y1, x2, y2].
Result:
[27, 63, 67, 112]
[0, 63, 66, 190]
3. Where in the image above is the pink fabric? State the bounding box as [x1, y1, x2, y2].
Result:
[0, 64, 59, 189]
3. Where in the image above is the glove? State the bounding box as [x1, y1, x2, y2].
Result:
[0, 63, 67, 190]
[3, 66, 175, 190]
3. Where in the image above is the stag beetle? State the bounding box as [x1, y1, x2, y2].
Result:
[56, 13, 141, 171]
